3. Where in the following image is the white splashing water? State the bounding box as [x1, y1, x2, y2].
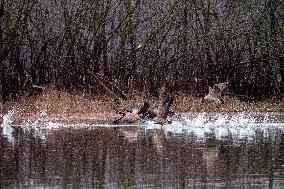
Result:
[1, 110, 284, 143]
[157, 113, 284, 141]
[2, 109, 18, 142]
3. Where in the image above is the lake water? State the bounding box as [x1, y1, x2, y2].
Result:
[1, 111, 284, 188]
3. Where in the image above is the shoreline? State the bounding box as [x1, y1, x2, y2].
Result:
[0, 89, 283, 125]
[2, 110, 284, 126]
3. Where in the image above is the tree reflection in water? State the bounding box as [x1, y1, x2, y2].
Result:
[0, 126, 284, 188]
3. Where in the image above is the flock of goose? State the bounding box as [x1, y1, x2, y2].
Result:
[113, 82, 229, 125]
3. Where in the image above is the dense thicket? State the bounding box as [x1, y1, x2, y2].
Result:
[0, 0, 283, 101]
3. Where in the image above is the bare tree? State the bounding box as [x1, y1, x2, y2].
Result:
[0, 0, 283, 101]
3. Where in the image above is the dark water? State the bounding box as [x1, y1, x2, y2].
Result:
[1, 125, 284, 189]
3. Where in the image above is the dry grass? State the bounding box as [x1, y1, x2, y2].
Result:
[1, 88, 283, 124]
[175, 94, 283, 113]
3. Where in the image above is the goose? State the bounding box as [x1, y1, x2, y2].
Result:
[153, 95, 174, 125]
[138, 102, 157, 120]
[113, 109, 140, 124]
[203, 82, 228, 105]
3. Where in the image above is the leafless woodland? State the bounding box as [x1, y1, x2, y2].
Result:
[0, 0, 283, 101]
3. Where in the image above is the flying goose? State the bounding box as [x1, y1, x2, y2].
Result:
[203, 82, 228, 105]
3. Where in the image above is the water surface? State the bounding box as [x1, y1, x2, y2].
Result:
[1, 113, 284, 188]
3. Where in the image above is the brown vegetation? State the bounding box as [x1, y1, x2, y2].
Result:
[0, 89, 282, 125]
